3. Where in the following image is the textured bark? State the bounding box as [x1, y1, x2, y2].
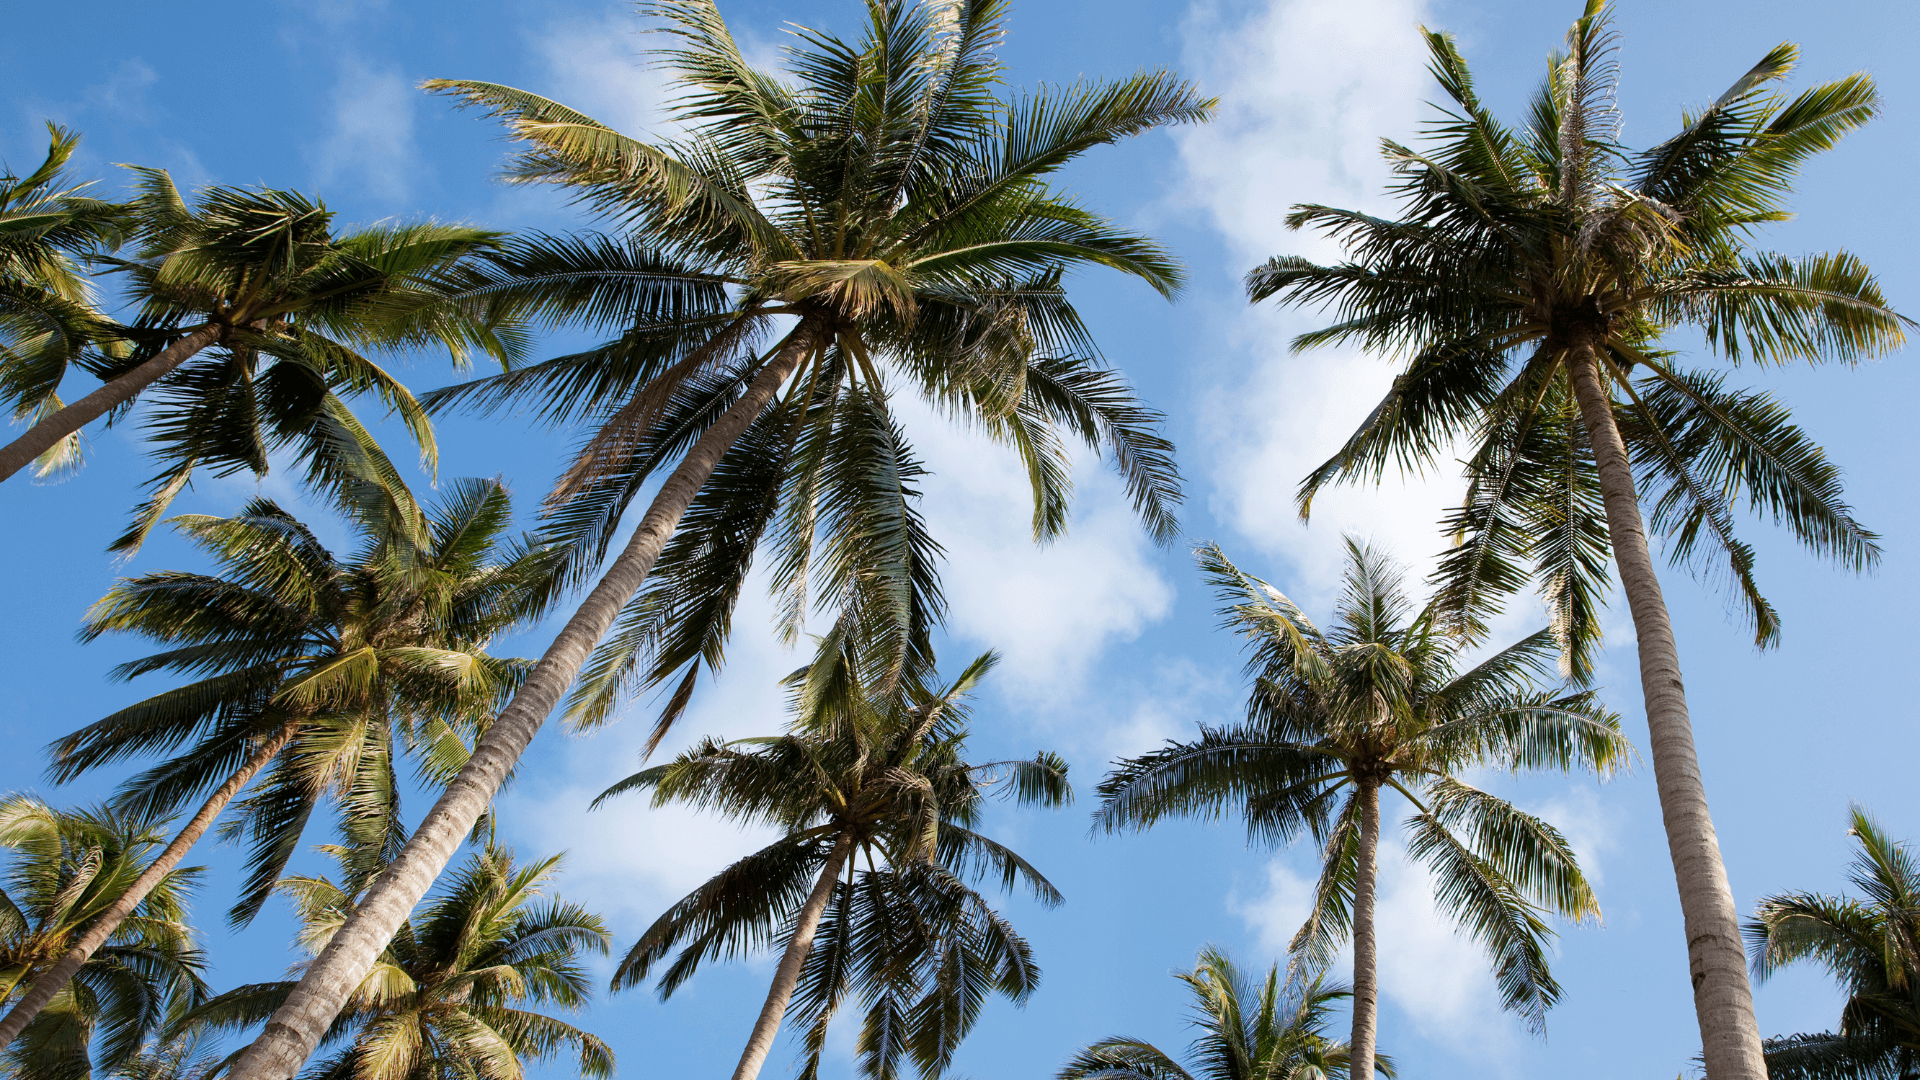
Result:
[1349, 778, 1382, 1080]
[0, 324, 221, 483]
[223, 317, 827, 1080]
[731, 833, 853, 1080]
[0, 715, 298, 1045]
[1566, 340, 1765, 1080]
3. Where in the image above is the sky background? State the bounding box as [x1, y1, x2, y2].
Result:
[3, 0, 1918, 1077]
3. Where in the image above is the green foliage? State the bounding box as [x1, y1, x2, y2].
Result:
[598, 630, 1069, 1079]
[422, 0, 1211, 744]
[1058, 946, 1386, 1080]
[1747, 808, 1920, 1080]
[0, 798, 208, 1080]
[1098, 541, 1628, 1030]
[1247, 0, 1908, 669]
[0, 124, 126, 478]
[178, 847, 612, 1080]
[83, 170, 518, 551]
[50, 478, 555, 925]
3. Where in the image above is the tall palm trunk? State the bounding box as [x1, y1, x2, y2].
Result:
[0, 324, 221, 483]
[1349, 777, 1382, 1080]
[1566, 340, 1765, 1080]
[0, 715, 299, 1042]
[223, 317, 829, 1080]
[733, 832, 853, 1080]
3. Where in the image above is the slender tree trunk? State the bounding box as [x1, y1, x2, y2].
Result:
[1349, 777, 1382, 1080]
[0, 715, 297, 1043]
[732, 832, 853, 1080]
[0, 324, 221, 483]
[1566, 340, 1766, 1080]
[223, 317, 828, 1080]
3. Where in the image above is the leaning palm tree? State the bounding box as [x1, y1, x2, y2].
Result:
[1, 123, 126, 479]
[221, 4, 1211, 1076]
[179, 847, 613, 1080]
[1098, 541, 1628, 1080]
[1058, 946, 1381, 1080]
[1746, 807, 1920, 1080]
[0, 479, 553, 1050]
[0, 797, 208, 1080]
[600, 629, 1069, 1080]
[1242, 5, 1907, 1075]
[0, 167, 517, 554]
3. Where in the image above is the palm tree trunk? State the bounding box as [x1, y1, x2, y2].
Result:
[0, 324, 221, 483]
[223, 317, 830, 1080]
[1349, 777, 1382, 1080]
[732, 832, 853, 1080]
[1566, 340, 1766, 1080]
[0, 715, 298, 1044]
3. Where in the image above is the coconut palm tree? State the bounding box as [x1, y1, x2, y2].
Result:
[1241, 4, 1908, 1074]
[222, 4, 1210, 1076]
[0, 479, 553, 1050]
[1058, 946, 1382, 1080]
[0, 167, 518, 553]
[1097, 541, 1627, 1080]
[1746, 807, 1920, 1080]
[599, 629, 1069, 1080]
[180, 847, 613, 1080]
[1, 123, 126, 479]
[0, 797, 207, 1080]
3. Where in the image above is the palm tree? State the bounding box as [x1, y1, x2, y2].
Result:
[0, 167, 516, 552]
[180, 847, 613, 1080]
[1058, 946, 1382, 1080]
[1240, 5, 1908, 1074]
[0, 123, 126, 479]
[1097, 541, 1627, 1080]
[599, 630, 1069, 1080]
[0, 797, 207, 1080]
[0, 479, 553, 1049]
[222, 4, 1211, 1076]
[1746, 807, 1920, 1080]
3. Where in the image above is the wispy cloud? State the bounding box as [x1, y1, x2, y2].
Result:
[532, 9, 676, 139]
[312, 59, 418, 202]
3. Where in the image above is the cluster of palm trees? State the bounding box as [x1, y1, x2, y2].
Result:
[0, 0, 1909, 1078]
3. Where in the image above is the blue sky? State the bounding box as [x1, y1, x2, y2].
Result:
[3, 0, 1918, 1077]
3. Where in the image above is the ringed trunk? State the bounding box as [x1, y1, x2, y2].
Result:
[0, 324, 222, 483]
[1349, 777, 1383, 1080]
[0, 715, 299, 1044]
[223, 317, 829, 1080]
[1565, 339, 1766, 1080]
[731, 832, 854, 1080]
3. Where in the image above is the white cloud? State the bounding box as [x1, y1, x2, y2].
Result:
[533, 9, 677, 139]
[900, 397, 1176, 706]
[313, 60, 418, 201]
[1173, 0, 1454, 609]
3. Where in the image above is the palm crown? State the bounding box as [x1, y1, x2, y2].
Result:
[0, 167, 520, 549]
[1058, 946, 1383, 1080]
[1098, 540, 1627, 1073]
[180, 847, 613, 1080]
[0, 797, 207, 1080]
[51, 479, 552, 924]
[1747, 808, 1920, 1080]
[1247, 0, 1907, 668]
[598, 631, 1070, 1080]
[0, 124, 126, 478]
[426, 0, 1211, 735]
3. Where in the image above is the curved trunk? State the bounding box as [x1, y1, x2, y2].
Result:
[223, 317, 828, 1080]
[0, 716, 298, 1043]
[1349, 778, 1382, 1080]
[1565, 340, 1765, 1080]
[0, 324, 221, 483]
[732, 832, 853, 1080]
